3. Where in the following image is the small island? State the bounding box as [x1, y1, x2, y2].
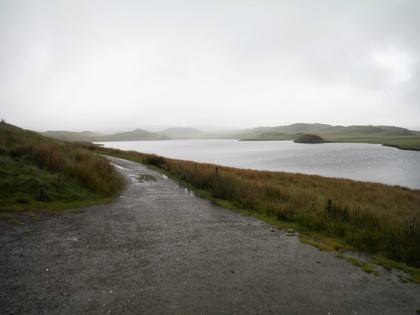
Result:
[294, 133, 329, 144]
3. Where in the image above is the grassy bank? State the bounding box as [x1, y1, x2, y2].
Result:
[0, 121, 124, 214]
[244, 134, 420, 151]
[322, 135, 420, 151]
[239, 124, 420, 151]
[93, 146, 420, 270]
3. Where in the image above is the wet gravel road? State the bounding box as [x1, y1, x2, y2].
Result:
[1, 156, 419, 314]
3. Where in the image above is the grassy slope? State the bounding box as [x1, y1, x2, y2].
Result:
[0, 121, 123, 213]
[93, 146, 420, 271]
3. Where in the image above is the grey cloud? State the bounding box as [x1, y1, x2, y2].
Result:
[1, 0, 419, 131]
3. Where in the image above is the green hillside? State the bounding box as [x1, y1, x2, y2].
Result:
[0, 121, 123, 213]
[240, 123, 420, 150]
[42, 128, 164, 142]
[160, 127, 205, 139]
[97, 128, 164, 141]
[42, 130, 104, 142]
[41, 123, 420, 151]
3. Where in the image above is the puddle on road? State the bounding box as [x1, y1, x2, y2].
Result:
[138, 174, 157, 183]
[111, 163, 129, 171]
[183, 187, 196, 197]
[66, 237, 80, 242]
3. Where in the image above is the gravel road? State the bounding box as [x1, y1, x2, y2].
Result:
[1, 156, 419, 314]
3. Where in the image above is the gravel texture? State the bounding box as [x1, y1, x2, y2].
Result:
[1, 156, 419, 314]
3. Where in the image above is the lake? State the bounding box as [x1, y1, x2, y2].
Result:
[98, 140, 420, 190]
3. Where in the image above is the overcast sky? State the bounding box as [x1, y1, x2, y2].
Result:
[1, 0, 419, 132]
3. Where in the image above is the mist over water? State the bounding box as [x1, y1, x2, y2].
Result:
[99, 140, 420, 190]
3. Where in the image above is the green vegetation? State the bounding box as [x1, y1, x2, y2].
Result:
[42, 127, 204, 142]
[294, 134, 328, 144]
[0, 121, 124, 215]
[42, 130, 104, 142]
[42, 123, 420, 151]
[372, 255, 420, 284]
[92, 146, 420, 271]
[42, 128, 165, 142]
[336, 253, 380, 275]
[240, 123, 420, 151]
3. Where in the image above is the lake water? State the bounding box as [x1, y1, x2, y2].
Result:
[98, 140, 420, 190]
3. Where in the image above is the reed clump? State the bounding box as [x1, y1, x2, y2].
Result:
[97, 147, 420, 268]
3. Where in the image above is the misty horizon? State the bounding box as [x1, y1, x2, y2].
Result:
[32, 121, 420, 136]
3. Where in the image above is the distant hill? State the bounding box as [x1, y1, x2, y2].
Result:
[42, 128, 164, 142]
[40, 123, 420, 151]
[42, 127, 249, 142]
[239, 123, 418, 140]
[42, 130, 104, 142]
[317, 125, 415, 137]
[159, 127, 205, 140]
[238, 123, 420, 150]
[97, 128, 164, 141]
[268, 123, 332, 133]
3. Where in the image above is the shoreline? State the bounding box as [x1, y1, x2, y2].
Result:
[240, 138, 420, 152]
[96, 140, 420, 190]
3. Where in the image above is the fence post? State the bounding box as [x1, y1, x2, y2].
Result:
[57, 173, 62, 190]
[327, 198, 332, 217]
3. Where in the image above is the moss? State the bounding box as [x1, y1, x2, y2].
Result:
[336, 254, 380, 275]
[373, 256, 420, 285]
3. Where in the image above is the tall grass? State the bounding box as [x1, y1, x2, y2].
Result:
[0, 121, 123, 209]
[9, 142, 123, 197]
[96, 147, 420, 268]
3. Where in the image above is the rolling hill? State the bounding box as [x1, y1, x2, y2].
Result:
[237, 123, 420, 150]
[42, 130, 104, 142]
[42, 128, 164, 142]
[159, 127, 205, 140]
[40, 123, 420, 151]
[238, 123, 418, 139]
[97, 128, 164, 141]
